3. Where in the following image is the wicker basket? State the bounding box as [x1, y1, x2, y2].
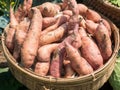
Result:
[83, 0, 120, 28]
[1, 16, 120, 90]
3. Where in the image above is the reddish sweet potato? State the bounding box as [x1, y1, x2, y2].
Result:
[80, 36, 103, 70]
[5, 6, 18, 53]
[34, 61, 50, 76]
[37, 43, 59, 62]
[21, 8, 42, 68]
[65, 42, 93, 75]
[85, 9, 101, 22]
[50, 46, 65, 78]
[94, 22, 112, 62]
[71, 24, 82, 48]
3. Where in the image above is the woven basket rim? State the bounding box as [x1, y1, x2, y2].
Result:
[1, 19, 120, 84]
[103, 0, 120, 10]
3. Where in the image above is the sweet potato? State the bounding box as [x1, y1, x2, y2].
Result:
[39, 23, 67, 46]
[62, 10, 73, 16]
[99, 19, 111, 36]
[37, 43, 59, 62]
[85, 20, 98, 35]
[42, 17, 57, 29]
[13, 18, 30, 61]
[21, 8, 42, 68]
[15, 0, 33, 22]
[34, 61, 50, 76]
[67, 15, 81, 31]
[94, 22, 112, 62]
[37, 2, 61, 17]
[71, 24, 82, 48]
[41, 15, 69, 35]
[67, 0, 79, 15]
[78, 27, 87, 37]
[5, 6, 18, 53]
[63, 59, 75, 78]
[80, 36, 103, 70]
[65, 42, 93, 75]
[50, 46, 65, 78]
[85, 9, 101, 22]
[78, 4, 88, 17]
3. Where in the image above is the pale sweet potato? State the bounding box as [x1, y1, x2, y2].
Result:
[34, 61, 50, 76]
[21, 8, 42, 68]
[5, 6, 18, 53]
[13, 18, 30, 61]
[37, 43, 59, 62]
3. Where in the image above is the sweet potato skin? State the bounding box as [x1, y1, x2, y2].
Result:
[95, 22, 112, 62]
[21, 8, 42, 68]
[34, 61, 50, 76]
[65, 42, 93, 75]
[13, 18, 30, 61]
[5, 7, 18, 53]
[37, 43, 59, 62]
[80, 36, 103, 70]
[85, 9, 101, 22]
[39, 23, 67, 46]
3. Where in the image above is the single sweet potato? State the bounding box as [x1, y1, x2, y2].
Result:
[37, 43, 59, 62]
[5, 6, 18, 53]
[34, 61, 50, 76]
[62, 10, 73, 16]
[78, 27, 87, 37]
[85, 9, 101, 22]
[95, 21, 112, 62]
[39, 23, 67, 46]
[78, 4, 88, 17]
[37, 2, 61, 17]
[42, 17, 57, 29]
[99, 19, 111, 36]
[65, 42, 93, 75]
[80, 36, 104, 70]
[41, 15, 69, 35]
[85, 20, 98, 35]
[13, 18, 30, 61]
[63, 59, 75, 78]
[21, 8, 42, 68]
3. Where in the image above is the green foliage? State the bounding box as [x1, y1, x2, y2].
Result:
[0, 0, 20, 16]
[108, 0, 120, 7]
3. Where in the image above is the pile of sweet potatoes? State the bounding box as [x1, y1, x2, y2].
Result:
[5, 0, 113, 78]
